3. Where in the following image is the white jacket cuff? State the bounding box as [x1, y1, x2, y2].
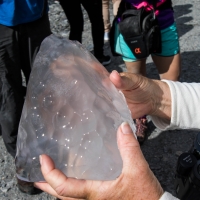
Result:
[151, 80, 200, 130]
[159, 192, 179, 200]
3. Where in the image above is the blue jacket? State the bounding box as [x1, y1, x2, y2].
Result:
[0, 0, 47, 26]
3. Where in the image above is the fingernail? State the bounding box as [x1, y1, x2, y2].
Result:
[39, 155, 42, 166]
[121, 122, 132, 134]
[112, 70, 119, 75]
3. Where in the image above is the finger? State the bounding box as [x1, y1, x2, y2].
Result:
[38, 154, 88, 199]
[34, 182, 60, 198]
[117, 122, 164, 200]
[109, 70, 139, 91]
[34, 182, 84, 200]
[117, 122, 149, 173]
[109, 70, 123, 88]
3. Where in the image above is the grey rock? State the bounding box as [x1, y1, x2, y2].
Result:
[175, 151, 183, 157]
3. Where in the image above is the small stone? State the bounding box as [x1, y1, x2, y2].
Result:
[162, 157, 168, 162]
[150, 164, 161, 170]
[163, 147, 168, 153]
[175, 151, 183, 157]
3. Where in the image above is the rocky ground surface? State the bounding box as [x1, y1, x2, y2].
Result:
[0, 0, 200, 199]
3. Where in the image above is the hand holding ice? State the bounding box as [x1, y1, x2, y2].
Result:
[15, 35, 136, 182]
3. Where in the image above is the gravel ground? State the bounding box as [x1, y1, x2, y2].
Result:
[0, 0, 200, 199]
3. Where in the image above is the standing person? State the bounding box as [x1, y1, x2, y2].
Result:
[102, 0, 121, 41]
[0, 0, 51, 194]
[112, 0, 181, 144]
[59, 0, 111, 66]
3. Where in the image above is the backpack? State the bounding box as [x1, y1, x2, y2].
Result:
[110, 0, 162, 59]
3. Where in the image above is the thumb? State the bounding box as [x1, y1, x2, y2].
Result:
[117, 122, 149, 173]
[109, 70, 140, 91]
[39, 154, 69, 189]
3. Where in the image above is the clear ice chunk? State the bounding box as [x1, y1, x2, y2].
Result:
[15, 34, 136, 182]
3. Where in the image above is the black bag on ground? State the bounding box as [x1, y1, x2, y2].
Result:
[118, 6, 161, 59]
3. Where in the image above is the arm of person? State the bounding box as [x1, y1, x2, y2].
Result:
[35, 122, 165, 200]
[109, 71, 200, 131]
[35, 71, 197, 200]
[152, 80, 200, 130]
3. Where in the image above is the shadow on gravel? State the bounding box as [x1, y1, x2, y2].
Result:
[174, 4, 193, 38]
[141, 125, 198, 196]
[180, 51, 200, 83]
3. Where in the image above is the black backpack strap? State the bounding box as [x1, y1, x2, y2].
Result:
[152, 0, 157, 10]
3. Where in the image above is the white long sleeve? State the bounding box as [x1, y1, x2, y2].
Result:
[151, 80, 200, 200]
[151, 80, 200, 130]
[159, 192, 179, 200]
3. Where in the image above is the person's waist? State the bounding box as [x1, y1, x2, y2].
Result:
[157, 8, 174, 30]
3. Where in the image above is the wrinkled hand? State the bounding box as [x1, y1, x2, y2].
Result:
[35, 122, 163, 200]
[109, 70, 171, 120]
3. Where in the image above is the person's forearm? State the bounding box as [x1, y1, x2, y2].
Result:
[151, 79, 172, 120]
[152, 80, 200, 130]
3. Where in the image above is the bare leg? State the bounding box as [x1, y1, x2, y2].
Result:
[125, 58, 146, 75]
[102, 0, 110, 33]
[112, 0, 121, 16]
[152, 53, 181, 81]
